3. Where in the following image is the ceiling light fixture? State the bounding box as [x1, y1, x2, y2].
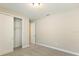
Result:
[32, 3, 40, 7]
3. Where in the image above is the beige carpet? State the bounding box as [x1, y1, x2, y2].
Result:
[4, 44, 75, 56]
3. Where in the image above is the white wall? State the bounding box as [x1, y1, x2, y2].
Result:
[0, 7, 29, 55]
[0, 14, 13, 55]
[22, 17, 29, 48]
[35, 8, 79, 55]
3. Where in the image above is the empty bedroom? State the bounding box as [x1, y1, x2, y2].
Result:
[0, 2, 79, 56]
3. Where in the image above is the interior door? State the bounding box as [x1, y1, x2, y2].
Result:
[14, 17, 22, 48]
[31, 22, 35, 44]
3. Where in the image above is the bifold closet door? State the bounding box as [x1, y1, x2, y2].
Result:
[14, 18, 22, 48]
[0, 14, 13, 55]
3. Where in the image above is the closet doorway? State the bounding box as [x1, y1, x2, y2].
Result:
[14, 17, 22, 49]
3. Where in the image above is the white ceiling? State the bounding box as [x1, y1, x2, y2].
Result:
[0, 3, 79, 21]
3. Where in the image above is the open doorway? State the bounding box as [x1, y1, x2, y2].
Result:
[14, 17, 22, 50]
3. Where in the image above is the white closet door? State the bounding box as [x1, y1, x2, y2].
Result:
[0, 14, 13, 55]
[14, 18, 22, 48]
[31, 22, 35, 44]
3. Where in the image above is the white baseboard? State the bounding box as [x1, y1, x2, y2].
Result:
[22, 44, 29, 48]
[0, 49, 13, 56]
[36, 43, 79, 56]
